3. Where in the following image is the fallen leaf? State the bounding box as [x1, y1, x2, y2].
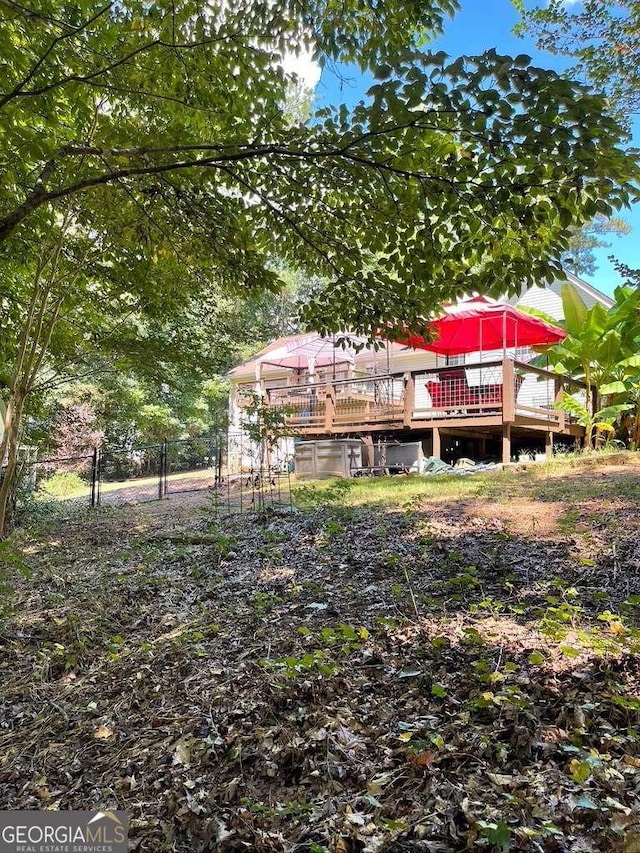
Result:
[173, 738, 191, 766]
[94, 724, 114, 740]
[623, 832, 640, 853]
[409, 750, 436, 768]
[487, 772, 513, 787]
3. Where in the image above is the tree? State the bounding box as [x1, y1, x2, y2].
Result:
[1, 0, 638, 534]
[562, 215, 632, 277]
[0, 197, 260, 532]
[50, 401, 104, 461]
[1, 0, 636, 327]
[514, 0, 640, 117]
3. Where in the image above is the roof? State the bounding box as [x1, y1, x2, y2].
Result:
[227, 333, 319, 378]
[228, 333, 410, 379]
[563, 272, 614, 308]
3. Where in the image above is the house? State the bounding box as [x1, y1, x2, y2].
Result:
[507, 272, 613, 319]
[228, 277, 611, 470]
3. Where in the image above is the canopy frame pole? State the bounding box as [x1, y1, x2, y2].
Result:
[332, 332, 336, 381]
[479, 316, 484, 389]
[502, 311, 507, 360]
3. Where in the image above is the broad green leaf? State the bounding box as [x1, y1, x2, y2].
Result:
[596, 403, 631, 421]
[585, 303, 608, 337]
[561, 283, 588, 336]
[600, 381, 627, 395]
[620, 354, 640, 369]
[478, 821, 512, 852]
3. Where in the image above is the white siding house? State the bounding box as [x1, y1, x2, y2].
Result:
[228, 275, 611, 466]
[230, 275, 611, 391]
[508, 272, 613, 320]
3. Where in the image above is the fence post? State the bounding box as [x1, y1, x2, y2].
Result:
[90, 448, 98, 508]
[502, 358, 515, 423]
[158, 442, 165, 499]
[164, 439, 169, 496]
[324, 385, 335, 433]
[216, 440, 223, 487]
[96, 448, 103, 506]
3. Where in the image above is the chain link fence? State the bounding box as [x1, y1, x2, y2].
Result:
[9, 432, 293, 522]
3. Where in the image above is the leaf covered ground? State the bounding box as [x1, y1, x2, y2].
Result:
[1, 458, 640, 852]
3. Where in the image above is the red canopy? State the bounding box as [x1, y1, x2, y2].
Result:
[401, 297, 566, 355]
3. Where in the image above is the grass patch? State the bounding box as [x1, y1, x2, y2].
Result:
[293, 470, 508, 509]
[38, 471, 89, 500]
[292, 452, 640, 510]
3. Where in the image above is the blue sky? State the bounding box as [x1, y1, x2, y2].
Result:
[314, 0, 639, 297]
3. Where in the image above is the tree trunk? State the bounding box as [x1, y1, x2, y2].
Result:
[0, 389, 26, 537]
[633, 401, 640, 451]
[583, 372, 595, 450]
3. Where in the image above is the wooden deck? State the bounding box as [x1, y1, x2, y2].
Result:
[240, 359, 586, 462]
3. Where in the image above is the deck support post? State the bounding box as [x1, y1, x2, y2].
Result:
[502, 358, 515, 422]
[432, 427, 441, 460]
[324, 385, 335, 433]
[545, 431, 553, 459]
[362, 434, 374, 467]
[403, 372, 415, 428]
[502, 423, 511, 464]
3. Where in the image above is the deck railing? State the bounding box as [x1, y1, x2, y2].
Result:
[244, 359, 587, 434]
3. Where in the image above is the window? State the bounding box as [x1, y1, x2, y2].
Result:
[513, 346, 534, 363]
[446, 354, 465, 366]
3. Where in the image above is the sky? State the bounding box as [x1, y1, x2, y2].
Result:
[309, 0, 639, 298]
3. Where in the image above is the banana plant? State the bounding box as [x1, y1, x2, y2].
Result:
[601, 353, 640, 449]
[555, 393, 631, 449]
[531, 282, 640, 447]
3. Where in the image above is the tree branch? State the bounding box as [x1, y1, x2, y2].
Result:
[1, 32, 245, 107]
[0, 2, 114, 109]
[0, 137, 468, 244]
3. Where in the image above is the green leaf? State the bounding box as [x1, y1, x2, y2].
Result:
[561, 283, 588, 336]
[585, 302, 608, 337]
[478, 821, 512, 852]
[374, 64, 393, 80]
[596, 403, 631, 421]
[599, 381, 626, 395]
[560, 645, 582, 659]
[569, 759, 591, 784]
[620, 354, 640, 369]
